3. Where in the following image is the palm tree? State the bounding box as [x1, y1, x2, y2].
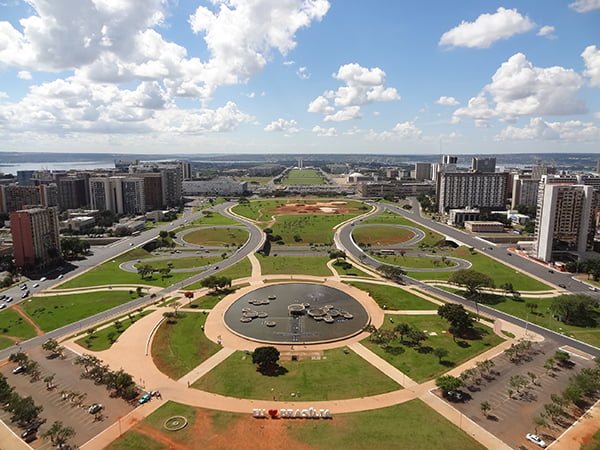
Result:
[480, 401, 491, 418]
[42, 421, 75, 448]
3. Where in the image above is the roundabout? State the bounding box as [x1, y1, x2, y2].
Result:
[223, 283, 370, 344]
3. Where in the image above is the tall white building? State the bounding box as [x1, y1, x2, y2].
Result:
[511, 174, 539, 209]
[534, 182, 595, 262]
[437, 172, 509, 213]
[89, 176, 145, 214]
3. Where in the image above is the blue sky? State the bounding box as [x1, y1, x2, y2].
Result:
[0, 0, 598, 154]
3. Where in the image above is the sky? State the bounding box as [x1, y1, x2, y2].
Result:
[0, 0, 599, 155]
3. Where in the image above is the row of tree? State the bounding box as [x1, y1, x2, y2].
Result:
[565, 258, 600, 281]
[74, 354, 138, 401]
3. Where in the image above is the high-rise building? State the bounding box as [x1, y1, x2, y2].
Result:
[596, 160, 600, 174]
[442, 155, 458, 165]
[89, 176, 145, 214]
[39, 184, 58, 208]
[120, 177, 145, 214]
[160, 168, 182, 207]
[534, 183, 595, 262]
[511, 174, 540, 209]
[139, 173, 163, 211]
[414, 163, 433, 181]
[16, 170, 35, 185]
[89, 177, 112, 212]
[0, 185, 42, 213]
[437, 172, 509, 213]
[471, 157, 496, 173]
[532, 164, 556, 180]
[10, 207, 61, 270]
[56, 175, 90, 210]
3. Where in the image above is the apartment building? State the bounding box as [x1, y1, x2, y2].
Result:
[10, 206, 61, 270]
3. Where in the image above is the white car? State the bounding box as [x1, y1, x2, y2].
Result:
[40, 277, 47, 282]
[58, 274, 63, 279]
[526, 433, 546, 448]
[32, 283, 39, 288]
[0, 304, 6, 310]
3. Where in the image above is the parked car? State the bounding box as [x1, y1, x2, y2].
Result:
[446, 390, 465, 402]
[20, 426, 38, 442]
[526, 433, 547, 448]
[88, 403, 103, 414]
[12, 365, 26, 374]
[138, 393, 152, 404]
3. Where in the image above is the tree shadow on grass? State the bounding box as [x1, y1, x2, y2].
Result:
[257, 364, 289, 377]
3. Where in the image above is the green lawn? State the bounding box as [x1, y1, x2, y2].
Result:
[151, 313, 220, 379]
[332, 261, 374, 278]
[352, 225, 415, 245]
[188, 285, 246, 309]
[408, 246, 552, 291]
[75, 311, 151, 351]
[270, 213, 359, 246]
[258, 254, 332, 277]
[363, 211, 445, 247]
[347, 282, 438, 310]
[59, 248, 203, 289]
[238, 176, 273, 184]
[193, 347, 401, 400]
[134, 255, 221, 271]
[21, 291, 139, 332]
[0, 336, 15, 350]
[292, 399, 485, 450]
[281, 168, 326, 185]
[182, 227, 248, 246]
[231, 199, 288, 221]
[374, 254, 458, 269]
[183, 258, 253, 289]
[362, 314, 503, 382]
[0, 308, 38, 340]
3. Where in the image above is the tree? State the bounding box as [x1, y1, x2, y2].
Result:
[437, 303, 474, 338]
[200, 275, 232, 293]
[137, 264, 154, 280]
[8, 352, 29, 366]
[448, 269, 495, 317]
[252, 346, 280, 374]
[42, 421, 75, 448]
[394, 323, 412, 343]
[435, 375, 463, 394]
[433, 348, 449, 363]
[159, 230, 168, 239]
[43, 374, 56, 390]
[9, 395, 43, 427]
[41, 339, 64, 358]
[533, 416, 548, 434]
[184, 291, 194, 305]
[562, 385, 583, 405]
[526, 302, 539, 315]
[377, 264, 406, 282]
[0, 374, 14, 404]
[554, 350, 571, 367]
[105, 369, 136, 399]
[480, 401, 491, 418]
[406, 329, 428, 348]
[550, 295, 597, 327]
[500, 282, 514, 296]
[60, 236, 90, 260]
[328, 250, 346, 261]
[159, 267, 171, 280]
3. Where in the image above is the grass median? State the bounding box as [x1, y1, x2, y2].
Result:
[258, 254, 332, 277]
[0, 308, 38, 340]
[347, 282, 438, 310]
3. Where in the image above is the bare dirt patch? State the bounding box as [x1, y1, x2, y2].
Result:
[274, 201, 356, 215]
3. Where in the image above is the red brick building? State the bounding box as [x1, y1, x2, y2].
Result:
[10, 207, 61, 270]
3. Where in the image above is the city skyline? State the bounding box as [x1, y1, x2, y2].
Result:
[0, 0, 599, 154]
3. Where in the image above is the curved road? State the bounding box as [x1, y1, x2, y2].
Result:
[336, 200, 600, 357]
[0, 202, 264, 360]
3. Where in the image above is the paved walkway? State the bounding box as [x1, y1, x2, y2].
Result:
[177, 347, 235, 386]
[348, 342, 418, 388]
[0, 419, 32, 450]
[549, 399, 600, 449]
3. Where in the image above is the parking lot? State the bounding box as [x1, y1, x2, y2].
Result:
[438, 339, 596, 449]
[0, 346, 135, 448]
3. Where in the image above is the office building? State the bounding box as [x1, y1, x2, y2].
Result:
[471, 157, 496, 173]
[139, 173, 164, 211]
[511, 174, 540, 209]
[448, 208, 480, 226]
[57, 175, 90, 210]
[437, 172, 509, 213]
[597, 160, 600, 174]
[183, 178, 247, 196]
[89, 176, 145, 214]
[532, 164, 556, 180]
[16, 170, 36, 185]
[414, 163, 433, 181]
[10, 207, 61, 270]
[0, 185, 42, 213]
[534, 183, 595, 262]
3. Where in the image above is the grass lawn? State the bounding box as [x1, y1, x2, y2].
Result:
[292, 399, 485, 450]
[347, 282, 438, 310]
[258, 254, 332, 277]
[362, 314, 503, 382]
[182, 227, 248, 246]
[183, 258, 253, 289]
[151, 313, 220, 379]
[363, 211, 445, 247]
[374, 254, 458, 269]
[0, 336, 14, 350]
[0, 308, 38, 340]
[193, 347, 401, 400]
[59, 248, 202, 289]
[281, 168, 326, 185]
[408, 246, 552, 291]
[188, 285, 246, 309]
[332, 261, 374, 278]
[108, 399, 483, 450]
[75, 310, 151, 351]
[447, 289, 600, 348]
[270, 213, 358, 246]
[231, 199, 288, 221]
[134, 255, 221, 271]
[21, 291, 139, 332]
[238, 176, 273, 184]
[352, 225, 415, 245]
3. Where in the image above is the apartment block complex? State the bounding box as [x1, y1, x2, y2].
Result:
[10, 207, 61, 270]
[437, 172, 509, 213]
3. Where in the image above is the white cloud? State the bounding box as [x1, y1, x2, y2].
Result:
[453, 53, 586, 126]
[189, 0, 330, 98]
[582, 45, 600, 87]
[154, 102, 253, 134]
[439, 7, 535, 49]
[296, 66, 311, 80]
[17, 70, 32, 80]
[497, 117, 600, 141]
[283, 60, 295, 66]
[436, 96, 459, 106]
[309, 63, 399, 121]
[367, 121, 422, 140]
[569, 0, 600, 13]
[264, 118, 299, 133]
[324, 106, 361, 122]
[0, 91, 8, 98]
[312, 125, 336, 137]
[537, 25, 555, 38]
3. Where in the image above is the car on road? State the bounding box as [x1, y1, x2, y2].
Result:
[129, 242, 134, 246]
[21, 291, 29, 299]
[558, 283, 567, 289]
[5, 296, 12, 302]
[88, 403, 103, 414]
[548, 269, 554, 274]
[12, 365, 26, 374]
[39, 277, 47, 282]
[138, 393, 152, 404]
[214, 266, 219, 270]
[0, 304, 6, 310]
[32, 283, 39, 288]
[526, 433, 547, 448]
[20, 285, 27, 290]
[0, 295, 4, 301]
[589, 286, 598, 292]
[58, 274, 63, 279]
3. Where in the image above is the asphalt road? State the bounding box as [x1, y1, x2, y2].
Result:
[0, 202, 264, 360]
[335, 200, 600, 357]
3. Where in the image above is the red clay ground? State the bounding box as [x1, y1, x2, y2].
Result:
[273, 201, 358, 215]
